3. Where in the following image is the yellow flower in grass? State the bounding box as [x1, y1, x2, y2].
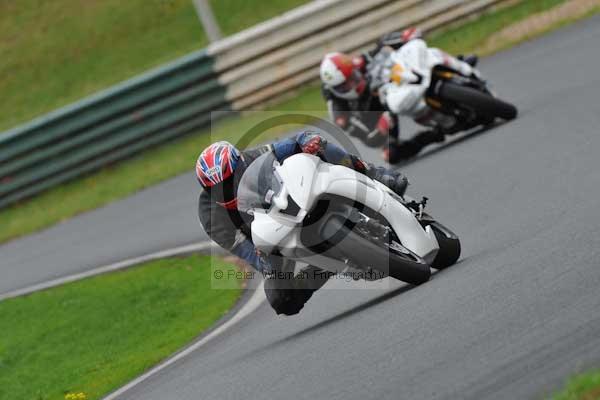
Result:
[65, 392, 87, 400]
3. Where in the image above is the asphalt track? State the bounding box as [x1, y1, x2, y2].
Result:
[3, 16, 600, 400]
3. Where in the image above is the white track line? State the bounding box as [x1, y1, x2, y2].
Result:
[103, 280, 265, 400]
[0, 241, 216, 301]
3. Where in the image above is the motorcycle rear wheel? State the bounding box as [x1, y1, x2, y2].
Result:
[440, 82, 518, 121]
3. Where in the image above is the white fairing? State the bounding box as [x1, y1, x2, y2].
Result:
[314, 163, 439, 262]
[383, 84, 428, 116]
[275, 153, 319, 210]
[249, 154, 439, 270]
[379, 39, 476, 118]
[392, 39, 433, 76]
[250, 212, 296, 254]
[380, 40, 431, 117]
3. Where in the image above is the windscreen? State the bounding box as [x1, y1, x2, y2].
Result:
[236, 152, 282, 215]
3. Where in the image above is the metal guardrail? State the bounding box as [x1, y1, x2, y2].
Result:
[0, 0, 511, 209]
[0, 50, 226, 208]
[209, 0, 509, 109]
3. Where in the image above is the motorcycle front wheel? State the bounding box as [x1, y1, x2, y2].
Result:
[419, 218, 461, 269]
[320, 213, 431, 285]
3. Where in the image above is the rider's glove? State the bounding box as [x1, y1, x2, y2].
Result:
[230, 237, 273, 273]
[366, 165, 409, 197]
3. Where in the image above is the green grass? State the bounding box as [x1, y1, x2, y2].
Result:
[0, 0, 308, 132]
[485, 2, 600, 55]
[209, 0, 309, 38]
[0, 255, 243, 400]
[428, 0, 568, 55]
[2, 0, 598, 245]
[553, 369, 600, 400]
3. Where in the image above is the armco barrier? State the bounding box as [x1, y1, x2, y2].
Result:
[0, 50, 227, 208]
[0, 0, 512, 209]
[208, 0, 509, 110]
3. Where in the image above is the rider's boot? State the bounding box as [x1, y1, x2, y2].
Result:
[264, 263, 330, 316]
[413, 127, 447, 145]
[389, 139, 421, 161]
[370, 147, 410, 196]
[388, 129, 445, 162]
[458, 54, 479, 67]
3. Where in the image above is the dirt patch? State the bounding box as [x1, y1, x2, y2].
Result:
[582, 386, 600, 400]
[478, 0, 600, 54]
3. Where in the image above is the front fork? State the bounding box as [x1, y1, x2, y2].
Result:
[405, 196, 429, 219]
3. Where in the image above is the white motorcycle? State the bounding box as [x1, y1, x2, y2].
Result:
[237, 151, 461, 285]
[373, 39, 517, 132]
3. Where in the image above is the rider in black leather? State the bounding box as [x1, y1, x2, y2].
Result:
[321, 29, 480, 163]
[197, 131, 409, 315]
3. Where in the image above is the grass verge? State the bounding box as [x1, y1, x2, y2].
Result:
[552, 369, 600, 400]
[428, 0, 568, 54]
[430, 0, 600, 56]
[0, 255, 243, 400]
[1, 0, 598, 245]
[0, 0, 309, 132]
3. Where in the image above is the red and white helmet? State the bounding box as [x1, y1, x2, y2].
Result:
[400, 27, 423, 43]
[320, 52, 366, 100]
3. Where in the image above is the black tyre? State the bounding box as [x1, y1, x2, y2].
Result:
[440, 82, 518, 121]
[321, 215, 431, 285]
[428, 223, 461, 269]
